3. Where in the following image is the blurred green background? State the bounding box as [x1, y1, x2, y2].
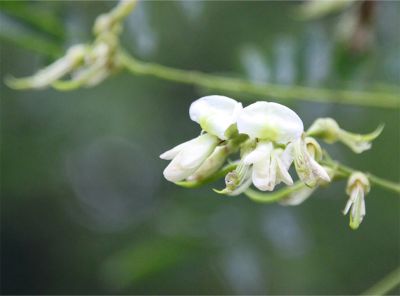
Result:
[1, 1, 399, 294]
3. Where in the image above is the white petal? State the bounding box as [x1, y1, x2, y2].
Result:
[280, 186, 316, 206]
[163, 134, 218, 182]
[160, 138, 197, 160]
[349, 185, 366, 229]
[186, 145, 228, 181]
[294, 138, 330, 187]
[309, 158, 331, 183]
[280, 143, 294, 170]
[237, 101, 304, 144]
[243, 141, 273, 165]
[276, 157, 294, 186]
[266, 156, 278, 190]
[251, 157, 270, 191]
[189, 95, 243, 139]
[343, 198, 353, 215]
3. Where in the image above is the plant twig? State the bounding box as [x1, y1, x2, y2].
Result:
[361, 267, 400, 295]
[325, 161, 400, 194]
[118, 51, 399, 109]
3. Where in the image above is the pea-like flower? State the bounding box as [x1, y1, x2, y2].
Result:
[160, 95, 243, 182]
[160, 133, 219, 182]
[343, 172, 370, 229]
[218, 101, 305, 193]
[242, 141, 294, 191]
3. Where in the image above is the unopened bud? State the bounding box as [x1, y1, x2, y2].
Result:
[343, 172, 370, 230]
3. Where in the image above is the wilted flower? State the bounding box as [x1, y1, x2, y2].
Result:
[343, 172, 370, 229]
[292, 136, 331, 187]
[307, 117, 383, 153]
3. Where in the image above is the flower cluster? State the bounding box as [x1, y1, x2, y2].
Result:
[7, 0, 137, 90]
[160, 95, 383, 229]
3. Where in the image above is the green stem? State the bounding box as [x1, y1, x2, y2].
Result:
[118, 51, 399, 109]
[245, 181, 307, 203]
[323, 161, 400, 194]
[361, 267, 400, 295]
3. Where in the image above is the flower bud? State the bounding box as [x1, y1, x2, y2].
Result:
[306, 118, 340, 143]
[307, 118, 383, 154]
[343, 172, 370, 230]
[214, 161, 252, 196]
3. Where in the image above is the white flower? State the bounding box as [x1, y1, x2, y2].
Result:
[292, 137, 331, 187]
[243, 141, 294, 191]
[186, 145, 229, 182]
[189, 95, 243, 140]
[160, 133, 219, 182]
[343, 172, 370, 230]
[237, 101, 304, 144]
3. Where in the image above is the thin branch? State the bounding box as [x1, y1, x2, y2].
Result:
[245, 181, 306, 203]
[118, 51, 400, 109]
[361, 267, 400, 295]
[328, 161, 400, 194]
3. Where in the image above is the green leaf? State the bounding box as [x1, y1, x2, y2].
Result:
[0, 13, 62, 58]
[0, 1, 64, 39]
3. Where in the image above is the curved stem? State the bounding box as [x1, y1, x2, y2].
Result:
[323, 160, 400, 194]
[118, 51, 399, 109]
[361, 267, 400, 295]
[245, 181, 306, 203]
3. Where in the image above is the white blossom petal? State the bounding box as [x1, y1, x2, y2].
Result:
[276, 156, 294, 186]
[252, 157, 272, 191]
[237, 101, 304, 144]
[160, 138, 197, 160]
[349, 185, 366, 229]
[186, 145, 228, 181]
[243, 141, 273, 165]
[162, 134, 218, 182]
[189, 95, 243, 139]
[280, 186, 316, 206]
